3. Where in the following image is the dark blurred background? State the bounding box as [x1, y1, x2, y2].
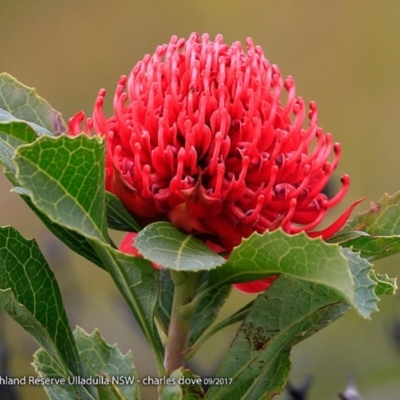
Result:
[1, 1, 400, 399]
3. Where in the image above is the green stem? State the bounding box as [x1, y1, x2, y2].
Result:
[164, 270, 200, 374]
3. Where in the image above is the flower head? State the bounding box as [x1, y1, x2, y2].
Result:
[69, 33, 361, 292]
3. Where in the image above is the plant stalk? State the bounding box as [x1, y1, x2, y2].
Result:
[164, 270, 199, 374]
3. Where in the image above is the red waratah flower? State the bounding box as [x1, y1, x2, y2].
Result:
[68, 33, 361, 293]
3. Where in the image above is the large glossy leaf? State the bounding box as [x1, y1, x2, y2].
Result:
[206, 275, 350, 400]
[206, 243, 379, 399]
[209, 230, 361, 309]
[0, 72, 66, 135]
[0, 116, 105, 268]
[210, 230, 351, 290]
[0, 226, 89, 395]
[209, 230, 381, 318]
[12, 134, 164, 373]
[18, 193, 105, 269]
[135, 222, 225, 271]
[330, 192, 400, 260]
[14, 135, 108, 243]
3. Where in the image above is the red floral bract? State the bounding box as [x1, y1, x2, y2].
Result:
[69, 33, 361, 293]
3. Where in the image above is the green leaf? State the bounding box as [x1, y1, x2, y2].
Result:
[330, 192, 400, 260]
[206, 247, 379, 399]
[0, 123, 105, 268]
[33, 327, 138, 400]
[187, 302, 254, 360]
[10, 194, 105, 269]
[96, 385, 127, 400]
[206, 275, 350, 400]
[160, 368, 205, 400]
[90, 242, 165, 373]
[157, 269, 175, 335]
[340, 248, 378, 318]
[0, 226, 85, 381]
[345, 193, 400, 235]
[370, 271, 397, 295]
[105, 191, 142, 232]
[13, 134, 108, 243]
[32, 244, 163, 397]
[10, 133, 164, 373]
[19, 191, 105, 269]
[189, 283, 231, 347]
[32, 351, 85, 400]
[135, 222, 226, 271]
[0, 72, 67, 135]
[330, 232, 400, 261]
[210, 230, 356, 309]
[0, 107, 51, 136]
[0, 78, 103, 289]
[75, 327, 139, 400]
[0, 109, 38, 182]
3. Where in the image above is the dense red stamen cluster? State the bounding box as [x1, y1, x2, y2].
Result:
[69, 33, 360, 292]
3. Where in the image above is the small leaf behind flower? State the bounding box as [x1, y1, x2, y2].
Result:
[330, 192, 400, 260]
[369, 271, 397, 295]
[343, 193, 400, 235]
[135, 222, 226, 271]
[105, 191, 142, 232]
[0, 72, 66, 135]
[0, 108, 39, 182]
